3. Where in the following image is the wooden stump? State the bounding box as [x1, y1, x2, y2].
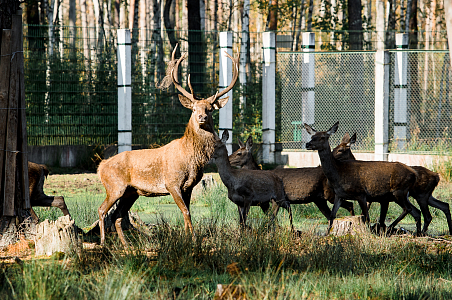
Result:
[35, 215, 81, 256]
[329, 216, 370, 236]
[214, 284, 247, 300]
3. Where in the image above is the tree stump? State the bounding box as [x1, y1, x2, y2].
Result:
[329, 216, 370, 236]
[35, 215, 81, 256]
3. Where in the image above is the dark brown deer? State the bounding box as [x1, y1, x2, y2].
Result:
[214, 130, 292, 231]
[97, 49, 239, 246]
[228, 136, 356, 222]
[334, 132, 452, 234]
[28, 161, 70, 220]
[304, 121, 422, 234]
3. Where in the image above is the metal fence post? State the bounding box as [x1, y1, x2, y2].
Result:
[219, 31, 233, 154]
[374, 50, 390, 161]
[262, 32, 276, 164]
[117, 29, 132, 153]
[301, 32, 315, 146]
[394, 33, 409, 150]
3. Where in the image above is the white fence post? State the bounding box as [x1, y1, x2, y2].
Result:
[117, 29, 132, 153]
[394, 33, 409, 150]
[374, 50, 390, 161]
[219, 31, 233, 154]
[301, 32, 315, 146]
[262, 32, 276, 164]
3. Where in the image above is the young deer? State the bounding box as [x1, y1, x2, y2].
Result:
[97, 49, 239, 246]
[214, 130, 293, 231]
[228, 135, 356, 223]
[334, 132, 452, 234]
[304, 122, 422, 234]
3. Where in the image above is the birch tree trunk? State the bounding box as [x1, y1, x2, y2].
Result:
[69, 0, 76, 53]
[446, 0, 452, 70]
[240, 0, 250, 111]
[363, 0, 372, 49]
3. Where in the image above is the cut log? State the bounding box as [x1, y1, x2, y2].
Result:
[214, 284, 248, 300]
[35, 215, 81, 256]
[329, 215, 370, 236]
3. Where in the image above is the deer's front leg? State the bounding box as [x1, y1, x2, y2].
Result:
[328, 195, 343, 233]
[167, 186, 193, 234]
[357, 195, 369, 224]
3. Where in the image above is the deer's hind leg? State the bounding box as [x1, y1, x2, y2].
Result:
[98, 183, 128, 246]
[112, 188, 139, 247]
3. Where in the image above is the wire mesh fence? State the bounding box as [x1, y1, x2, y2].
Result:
[277, 50, 451, 154]
[24, 25, 264, 147]
[23, 25, 451, 155]
[278, 51, 376, 151]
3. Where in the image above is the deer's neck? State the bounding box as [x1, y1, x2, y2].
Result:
[245, 156, 260, 170]
[215, 150, 236, 188]
[317, 144, 342, 186]
[182, 119, 216, 168]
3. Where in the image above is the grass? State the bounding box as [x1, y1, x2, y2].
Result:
[7, 172, 452, 299]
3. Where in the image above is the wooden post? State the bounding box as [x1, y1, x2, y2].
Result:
[262, 32, 275, 164]
[393, 33, 409, 150]
[0, 29, 12, 214]
[219, 31, 233, 154]
[301, 32, 315, 147]
[3, 11, 21, 216]
[117, 29, 132, 154]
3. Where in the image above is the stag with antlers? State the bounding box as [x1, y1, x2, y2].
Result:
[97, 47, 239, 246]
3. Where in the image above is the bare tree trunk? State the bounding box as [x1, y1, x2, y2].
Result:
[92, 0, 105, 57]
[385, 0, 395, 49]
[405, 0, 412, 32]
[293, 0, 305, 51]
[240, 0, 250, 111]
[200, 0, 205, 31]
[79, 0, 89, 59]
[69, 0, 76, 53]
[187, 0, 204, 91]
[363, 0, 372, 49]
[446, 0, 452, 70]
[307, 0, 313, 31]
[348, 0, 363, 50]
[267, 0, 278, 31]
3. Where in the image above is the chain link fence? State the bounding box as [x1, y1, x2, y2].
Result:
[24, 25, 451, 155]
[278, 50, 451, 154]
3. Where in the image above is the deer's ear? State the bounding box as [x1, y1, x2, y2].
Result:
[341, 132, 350, 144]
[245, 136, 253, 150]
[212, 96, 229, 110]
[327, 121, 339, 136]
[178, 95, 194, 109]
[221, 130, 229, 143]
[350, 133, 357, 145]
[304, 123, 316, 135]
[238, 140, 245, 148]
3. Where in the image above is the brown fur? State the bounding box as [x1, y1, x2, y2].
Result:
[335, 132, 451, 234]
[28, 161, 69, 220]
[304, 122, 422, 234]
[97, 50, 238, 245]
[228, 136, 356, 221]
[214, 131, 292, 230]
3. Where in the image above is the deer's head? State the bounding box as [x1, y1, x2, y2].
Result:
[171, 46, 239, 131]
[228, 136, 253, 167]
[213, 129, 230, 159]
[304, 121, 339, 151]
[332, 132, 357, 161]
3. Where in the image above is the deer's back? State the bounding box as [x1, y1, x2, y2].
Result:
[98, 137, 213, 194]
[227, 169, 286, 204]
[333, 160, 416, 197]
[271, 167, 330, 203]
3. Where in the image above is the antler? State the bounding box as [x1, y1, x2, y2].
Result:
[214, 51, 239, 101]
[171, 52, 194, 101]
